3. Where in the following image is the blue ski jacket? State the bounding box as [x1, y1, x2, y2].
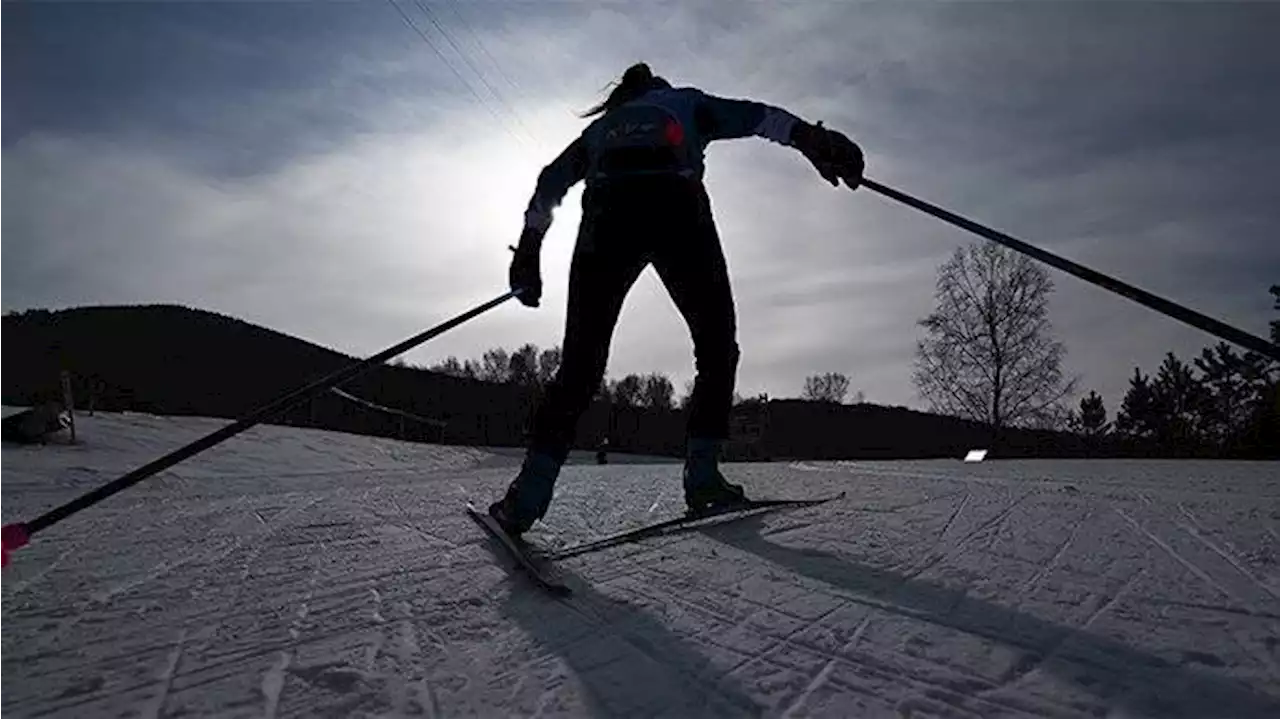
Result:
[522, 86, 803, 235]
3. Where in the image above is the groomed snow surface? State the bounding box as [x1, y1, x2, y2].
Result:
[3, 411, 1279, 718]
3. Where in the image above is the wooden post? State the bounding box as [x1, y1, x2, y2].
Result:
[60, 370, 77, 443]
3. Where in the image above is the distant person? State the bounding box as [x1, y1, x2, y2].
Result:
[489, 62, 865, 537]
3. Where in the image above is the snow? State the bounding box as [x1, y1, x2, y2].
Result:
[3, 410, 1279, 717]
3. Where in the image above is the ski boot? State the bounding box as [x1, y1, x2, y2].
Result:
[682, 437, 750, 517]
[684, 469, 750, 517]
[488, 452, 560, 540]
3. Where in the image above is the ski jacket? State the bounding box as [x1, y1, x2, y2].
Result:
[522, 86, 802, 235]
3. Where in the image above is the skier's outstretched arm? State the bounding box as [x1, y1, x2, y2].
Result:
[694, 92, 865, 188]
[509, 136, 588, 308]
[522, 136, 589, 247]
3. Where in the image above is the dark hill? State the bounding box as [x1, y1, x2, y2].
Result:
[3, 304, 1097, 459]
[1, 304, 533, 446]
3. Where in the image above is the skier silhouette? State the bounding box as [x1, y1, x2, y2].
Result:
[490, 62, 865, 537]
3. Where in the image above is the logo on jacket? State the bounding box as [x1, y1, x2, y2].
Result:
[593, 103, 693, 178]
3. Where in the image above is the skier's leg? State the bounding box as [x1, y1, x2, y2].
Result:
[649, 184, 747, 512]
[492, 206, 648, 534]
[532, 240, 647, 461]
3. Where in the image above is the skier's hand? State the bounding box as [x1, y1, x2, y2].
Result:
[509, 230, 543, 308]
[791, 121, 865, 190]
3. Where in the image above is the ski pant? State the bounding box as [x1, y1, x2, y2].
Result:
[528, 176, 740, 465]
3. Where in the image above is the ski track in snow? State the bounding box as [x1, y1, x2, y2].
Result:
[139, 628, 186, 719]
[3, 411, 1280, 718]
[1174, 502, 1280, 603]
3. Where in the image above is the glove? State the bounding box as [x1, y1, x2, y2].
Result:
[790, 120, 865, 190]
[508, 228, 543, 308]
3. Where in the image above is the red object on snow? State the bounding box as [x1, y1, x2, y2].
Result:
[2, 523, 30, 568]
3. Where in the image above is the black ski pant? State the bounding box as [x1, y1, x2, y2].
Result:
[528, 176, 740, 465]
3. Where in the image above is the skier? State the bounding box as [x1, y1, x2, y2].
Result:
[490, 62, 865, 537]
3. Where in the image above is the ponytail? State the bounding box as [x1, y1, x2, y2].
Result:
[581, 62, 671, 118]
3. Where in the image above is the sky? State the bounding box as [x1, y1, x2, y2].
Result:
[4, 0, 1278, 414]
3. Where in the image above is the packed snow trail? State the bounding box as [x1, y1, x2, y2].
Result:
[3, 411, 1278, 717]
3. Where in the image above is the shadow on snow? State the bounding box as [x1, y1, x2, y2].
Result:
[699, 515, 1280, 719]
[479, 537, 762, 717]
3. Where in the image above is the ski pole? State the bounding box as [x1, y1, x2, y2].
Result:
[1, 289, 522, 568]
[858, 177, 1280, 363]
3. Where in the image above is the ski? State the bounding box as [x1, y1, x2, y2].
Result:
[466, 503, 572, 596]
[545, 491, 847, 561]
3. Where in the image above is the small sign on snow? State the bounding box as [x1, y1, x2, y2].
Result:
[964, 449, 988, 463]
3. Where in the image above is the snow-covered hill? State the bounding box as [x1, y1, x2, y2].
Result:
[3, 411, 1278, 717]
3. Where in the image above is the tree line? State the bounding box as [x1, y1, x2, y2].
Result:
[409, 344, 863, 409]
[416, 344, 682, 409]
[910, 239, 1277, 457]
[1071, 330, 1278, 456]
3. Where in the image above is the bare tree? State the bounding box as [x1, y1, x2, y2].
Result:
[639, 373, 676, 410]
[508, 344, 540, 386]
[428, 356, 465, 376]
[608, 374, 645, 407]
[537, 346, 562, 386]
[462, 359, 481, 379]
[678, 379, 696, 409]
[802, 372, 850, 404]
[478, 348, 511, 383]
[912, 241, 1077, 430]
